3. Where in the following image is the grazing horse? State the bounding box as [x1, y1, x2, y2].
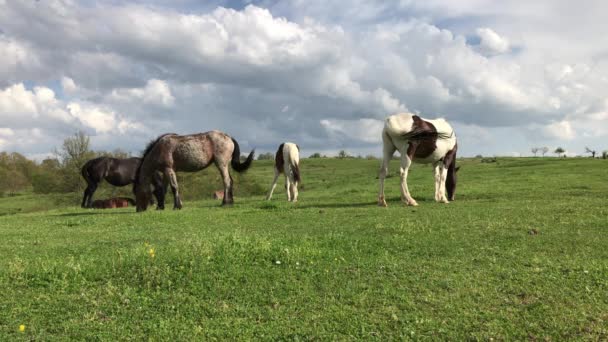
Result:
[378, 113, 458, 207]
[81, 157, 165, 209]
[134, 131, 255, 212]
[266, 142, 301, 202]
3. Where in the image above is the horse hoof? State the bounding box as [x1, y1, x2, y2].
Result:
[378, 200, 388, 207]
[407, 201, 418, 207]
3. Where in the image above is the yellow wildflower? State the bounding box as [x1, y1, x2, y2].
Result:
[19, 324, 25, 332]
[148, 248, 155, 258]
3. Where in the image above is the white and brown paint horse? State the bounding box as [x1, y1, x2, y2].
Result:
[266, 142, 301, 202]
[134, 131, 254, 212]
[378, 113, 458, 207]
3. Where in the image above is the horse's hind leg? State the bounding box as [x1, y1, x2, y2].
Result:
[433, 163, 442, 202]
[217, 164, 234, 206]
[164, 168, 182, 210]
[81, 188, 89, 208]
[83, 183, 97, 208]
[378, 131, 396, 207]
[266, 168, 280, 200]
[290, 180, 298, 202]
[437, 164, 449, 203]
[285, 175, 292, 202]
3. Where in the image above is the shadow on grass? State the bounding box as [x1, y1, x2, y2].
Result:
[55, 210, 136, 217]
[295, 201, 378, 209]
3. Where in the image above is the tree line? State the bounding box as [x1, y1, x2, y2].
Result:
[0, 132, 130, 196]
[531, 146, 607, 158]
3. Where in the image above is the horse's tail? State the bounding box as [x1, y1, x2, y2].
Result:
[231, 137, 255, 173]
[81, 161, 91, 183]
[291, 160, 301, 183]
[445, 143, 459, 201]
[81, 158, 100, 185]
[288, 144, 301, 183]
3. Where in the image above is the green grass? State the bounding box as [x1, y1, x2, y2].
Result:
[1, 157, 607, 340]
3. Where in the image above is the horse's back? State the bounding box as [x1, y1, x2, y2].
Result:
[170, 133, 218, 171]
[283, 142, 299, 164]
[384, 113, 416, 137]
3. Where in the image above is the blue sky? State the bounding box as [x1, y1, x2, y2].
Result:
[1, 0, 607, 159]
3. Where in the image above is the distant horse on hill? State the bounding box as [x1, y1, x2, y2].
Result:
[266, 142, 301, 202]
[134, 131, 255, 212]
[81, 157, 164, 209]
[378, 113, 459, 207]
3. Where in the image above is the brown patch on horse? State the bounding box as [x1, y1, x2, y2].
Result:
[275, 143, 285, 174]
[405, 116, 438, 160]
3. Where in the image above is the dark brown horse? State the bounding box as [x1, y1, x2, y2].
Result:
[81, 157, 165, 208]
[134, 131, 255, 212]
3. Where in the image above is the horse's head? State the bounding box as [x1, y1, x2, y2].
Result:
[135, 182, 151, 212]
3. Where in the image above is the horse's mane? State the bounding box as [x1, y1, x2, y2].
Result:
[134, 133, 177, 186]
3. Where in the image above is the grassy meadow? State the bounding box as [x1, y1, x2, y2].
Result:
[0, 157, 606, 340]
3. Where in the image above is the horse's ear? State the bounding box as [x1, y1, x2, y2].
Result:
[296, 145, 300, 151]
[412, 115, 423, 124]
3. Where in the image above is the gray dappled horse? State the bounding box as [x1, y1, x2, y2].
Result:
[134, 131, 254, 212]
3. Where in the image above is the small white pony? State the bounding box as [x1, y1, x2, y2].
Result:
[266, 142, 301, 202]
[378, 113, 458, 207]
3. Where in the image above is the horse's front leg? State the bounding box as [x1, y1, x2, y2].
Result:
[399, 155, 418, 206]
[164, 168, 182, 209]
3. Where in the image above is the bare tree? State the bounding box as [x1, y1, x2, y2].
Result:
[531, 147, 540, 156]
[541, 146, 549, 157]
[54, 131, 95, 192]
[584, 147, 596, 158]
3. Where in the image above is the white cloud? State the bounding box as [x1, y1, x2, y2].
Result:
[543, 121, 575, 141]
[110, 79, 175, 107]
[321, 118, 384, 143]
[476, 28, 510, 55]
[0, 1, 606, 157]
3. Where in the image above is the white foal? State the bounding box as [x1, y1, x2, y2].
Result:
[266, 142, 301, 202]
[378, 113, 458, 207]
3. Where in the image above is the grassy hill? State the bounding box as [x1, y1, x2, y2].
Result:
[0, 157, 606, 339]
